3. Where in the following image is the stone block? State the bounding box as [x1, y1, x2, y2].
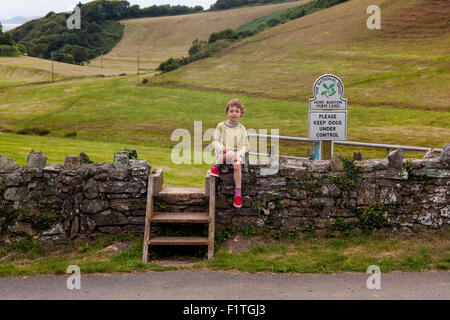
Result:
[388, 148, 403, 169]
[26, 150, 47, 169]
[92, 209, 129, 226]
[80, 199, 109, 214]
[5, 172, 23, 187]
[0, 155, 19, 173]
[114, 151, 130, 170]
[64, 155, 81, 171]
[440, 143, 449, 163]
[353, 151, 363, 161]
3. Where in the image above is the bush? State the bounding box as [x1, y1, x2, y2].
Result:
[188, 39, 207, 56]
[64, 131, 77, 138]
[15, 43, 28, 54]
[52, 52, 75, 64]
[208, 28, 238, 44]
[0, 45, 20, 57]
[61, 44, 91, 65]
[17, 127, 50, 136]
[267, 17, 281, 27]
[158, 57, 181, 73]
[0, 32, 14, 46]
[30, 43, 48, 58]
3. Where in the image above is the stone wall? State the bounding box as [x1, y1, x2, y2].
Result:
[0, 144, 449, 246]
[0, 151, 150, 245]
[215, 149, 449, 237]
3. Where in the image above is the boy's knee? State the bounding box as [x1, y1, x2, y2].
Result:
[233, 162, 241, 170]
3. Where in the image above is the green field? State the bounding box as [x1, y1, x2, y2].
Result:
[0, 74, 447, 185]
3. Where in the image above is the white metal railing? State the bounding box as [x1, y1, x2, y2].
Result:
[247, 133, 443, 159]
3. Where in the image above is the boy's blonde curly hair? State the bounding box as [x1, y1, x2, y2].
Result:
[225, 98, 245, 116]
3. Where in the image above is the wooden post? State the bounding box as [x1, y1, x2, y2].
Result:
[142, 173, 154, 262]
[51, 53, 54, 83]
[142, 169, 163, 262]
[207, 172, 215, 259]
[320, 141, 333, 160]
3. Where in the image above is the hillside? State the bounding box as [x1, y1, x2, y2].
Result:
[0, 56, 135, 86]
[90, 0, 311, 71]
[151, 0, 450, 111]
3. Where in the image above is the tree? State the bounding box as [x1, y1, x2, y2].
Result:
[61, 44, 90, 65]
[0, 22, 3, 33]
[188, 39, 207, 56]
[30, 43, 49, 58]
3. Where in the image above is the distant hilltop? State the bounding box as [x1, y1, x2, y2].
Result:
[1, 16, 41, 31]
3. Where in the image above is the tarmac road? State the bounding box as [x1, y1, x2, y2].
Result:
[0, 270, 449, 300]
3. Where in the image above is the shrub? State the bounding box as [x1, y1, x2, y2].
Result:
[0, 45, 20, 57]
[188, 39, 207, 56]
[30, 43, 49, 58]
[17, 127, 50, 136]
[64, 131, 77, 138]
[208, 28, 238, 44]
[158, 57, 181, 73]
[15, 43, 28, 54]
[267, 17, 281, 27]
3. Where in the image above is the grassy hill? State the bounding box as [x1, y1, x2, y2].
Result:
[151, 0, 449, 111]
[90, 0, 311, 71]
[0, 56, 135, 86]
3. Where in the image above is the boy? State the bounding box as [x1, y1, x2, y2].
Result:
[210, 98, 249, 208]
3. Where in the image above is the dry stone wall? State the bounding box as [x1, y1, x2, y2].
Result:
[0, 151, 150, 245]
[215, 149, 449, 237]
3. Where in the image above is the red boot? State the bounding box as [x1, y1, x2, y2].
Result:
[210, 165, 220, 177]
[234, 195, 242, 208]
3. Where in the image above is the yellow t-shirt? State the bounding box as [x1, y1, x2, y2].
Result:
[212, 121, 249, 158]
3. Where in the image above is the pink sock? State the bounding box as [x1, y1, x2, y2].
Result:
[235, 186, 241, 197]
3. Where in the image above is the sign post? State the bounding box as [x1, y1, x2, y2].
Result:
[308, 74, 347, 160]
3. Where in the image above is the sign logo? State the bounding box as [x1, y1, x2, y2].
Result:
[321, 83, 336, 98]
[309, 74, 347, 110]
[67, 4, 81, 30]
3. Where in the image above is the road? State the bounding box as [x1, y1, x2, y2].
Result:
[0, 270, 448, 300]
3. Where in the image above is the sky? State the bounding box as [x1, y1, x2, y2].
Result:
[0, 0, 216, 20]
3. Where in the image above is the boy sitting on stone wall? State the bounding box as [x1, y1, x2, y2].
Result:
[210, 98, 249, 208]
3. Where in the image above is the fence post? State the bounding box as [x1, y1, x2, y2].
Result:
[320, 141, 333, 160]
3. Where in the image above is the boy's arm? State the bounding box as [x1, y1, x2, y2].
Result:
[212, 123, 225, 154]
[237, 125, 249, 159]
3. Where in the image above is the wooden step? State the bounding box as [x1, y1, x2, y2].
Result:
[148, 236, 209, 246]
[156, 187, 208, 205]
[151, 212, 210, 223]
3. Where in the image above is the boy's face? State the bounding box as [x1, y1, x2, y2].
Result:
[226, 105, 241, 122]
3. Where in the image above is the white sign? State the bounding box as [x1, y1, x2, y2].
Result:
[309, 74, 347, 110]
[308, 111, 347, 140]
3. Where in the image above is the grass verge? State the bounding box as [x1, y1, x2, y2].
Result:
[1, 229, 448, 277]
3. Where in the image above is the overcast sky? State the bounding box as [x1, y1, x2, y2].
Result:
[0, 0, 216, 20]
